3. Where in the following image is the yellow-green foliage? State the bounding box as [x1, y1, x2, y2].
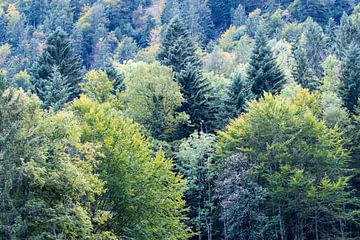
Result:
[117, 61, 188, 138]
[71, 95, 192, 239]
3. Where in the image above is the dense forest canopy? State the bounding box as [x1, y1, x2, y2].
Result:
[0, 0, 360, 239]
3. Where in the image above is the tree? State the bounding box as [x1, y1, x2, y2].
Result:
[289, 0, 331, 26]
[217, 91, 359, 239]
[41, 66, 71, 111]
[71, 95, 193, 239]
[247, 31, 285, 98]
[0, 86, 111, 239]
[176, 131, 217, 239]
[117, 61, 189, 140]
[340, 43, 360, 112]
[226, 71, 253, 118]
[43, 0, 73, 34]
[157, 18, 215, 135]
[299, 18, 327, 78]
[291, 44, 319, 90]
[320, 55, 349, 127]
[31, 27, 83, 102]
[216, 154, 269, 240]
[331, 0, 353, 23]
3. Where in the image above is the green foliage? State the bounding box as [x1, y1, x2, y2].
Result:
[158, 18, 215, 135]
[289, 0, 331, 26]
[71, 95, 193, 239]
[217, 91, 359, 239]
[176, 131, 217, 239]
[117, 61, 189, 140]
[0, 88, 109, 239]
[216, 153, 270, 240]
[247, 31, 286, 98]
[31, 28, 83, 103]
[340, 43, 360, 112]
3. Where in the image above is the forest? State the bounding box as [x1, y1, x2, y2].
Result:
[0, 0, 359, 239]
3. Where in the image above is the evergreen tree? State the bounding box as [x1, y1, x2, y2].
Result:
[31, 28, 83, 102]
[291, 44, 319, 90]
[0, 11, 7, 44]
[340, 43, 360, 112]
[226, 72, 253, 118]
[300, 18, 327, 77]
[331, 0, 354, 23]
[289, 0, 331, 26]
[157, 18, 214, 135]
[41, 66, 71, 111]
[247, 32, 285, 98]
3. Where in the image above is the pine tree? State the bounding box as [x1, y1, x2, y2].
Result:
[157, 18, 214, 135]
[247, 32, 285, 98]
[340, 43, 360, 112]
[31, 27, 83, 102]
[41, 66, 71, 111]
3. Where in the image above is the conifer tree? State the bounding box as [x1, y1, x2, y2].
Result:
[41, 66, 71, 111]
[157, 18, 214, 135]
[247, 32, 285, 98]
[226, 73, 253, 118]
[292, 44, 319, 90]
[31, 27, 83, 103]
[340, 43, 360, 112]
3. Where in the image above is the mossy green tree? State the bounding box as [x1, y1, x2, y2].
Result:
[31, 27, 83, 103]
[247, 31, 285, 98]
[157, 18, 214, 135]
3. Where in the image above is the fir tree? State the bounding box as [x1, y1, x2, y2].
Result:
[31, 27, 83, 102]
[247, 32, 285, 98]
[226, 73, 253, 118]
[41, 66, 71, 111]
[340, 43, 360, 112]
[157, 18, 214, 135]
[292, 44, 319, 90]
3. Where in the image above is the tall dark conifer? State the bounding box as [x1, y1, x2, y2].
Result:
[247, 32, 285, 98]
[340, 43, 360, 112]
[291, 44, 318, 90]
[31, 27, 83, 103]
[157, 18, 214, 135]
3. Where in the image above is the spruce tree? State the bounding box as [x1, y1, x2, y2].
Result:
[340, 43, 360, 112]
[226, 73, 253, 118]
[247, 32, 285, 98]
[41, 66, 71, 111]
[292, 44, 319, 90]
[31, 27, 83, 103]
[157, 18, 214, 135]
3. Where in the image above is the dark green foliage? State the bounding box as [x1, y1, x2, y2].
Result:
[340, 43, 360, 112]
[31, 28, 83, 103]
[209, 0, 239, 31]
[247, 32, 285, 98]
[0, 13, 7, 44]
[289, 0, 331, 26]
[158, 18, 215, 135]
[40, 66, 71, 111]
[331, 0, 354, 23]
[216, 154, 269, 240]
[335, 12, 360, 58]
[226, 73, 252, 118]
[176, 132, 217, 239]
[291, 45, 318, 90]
